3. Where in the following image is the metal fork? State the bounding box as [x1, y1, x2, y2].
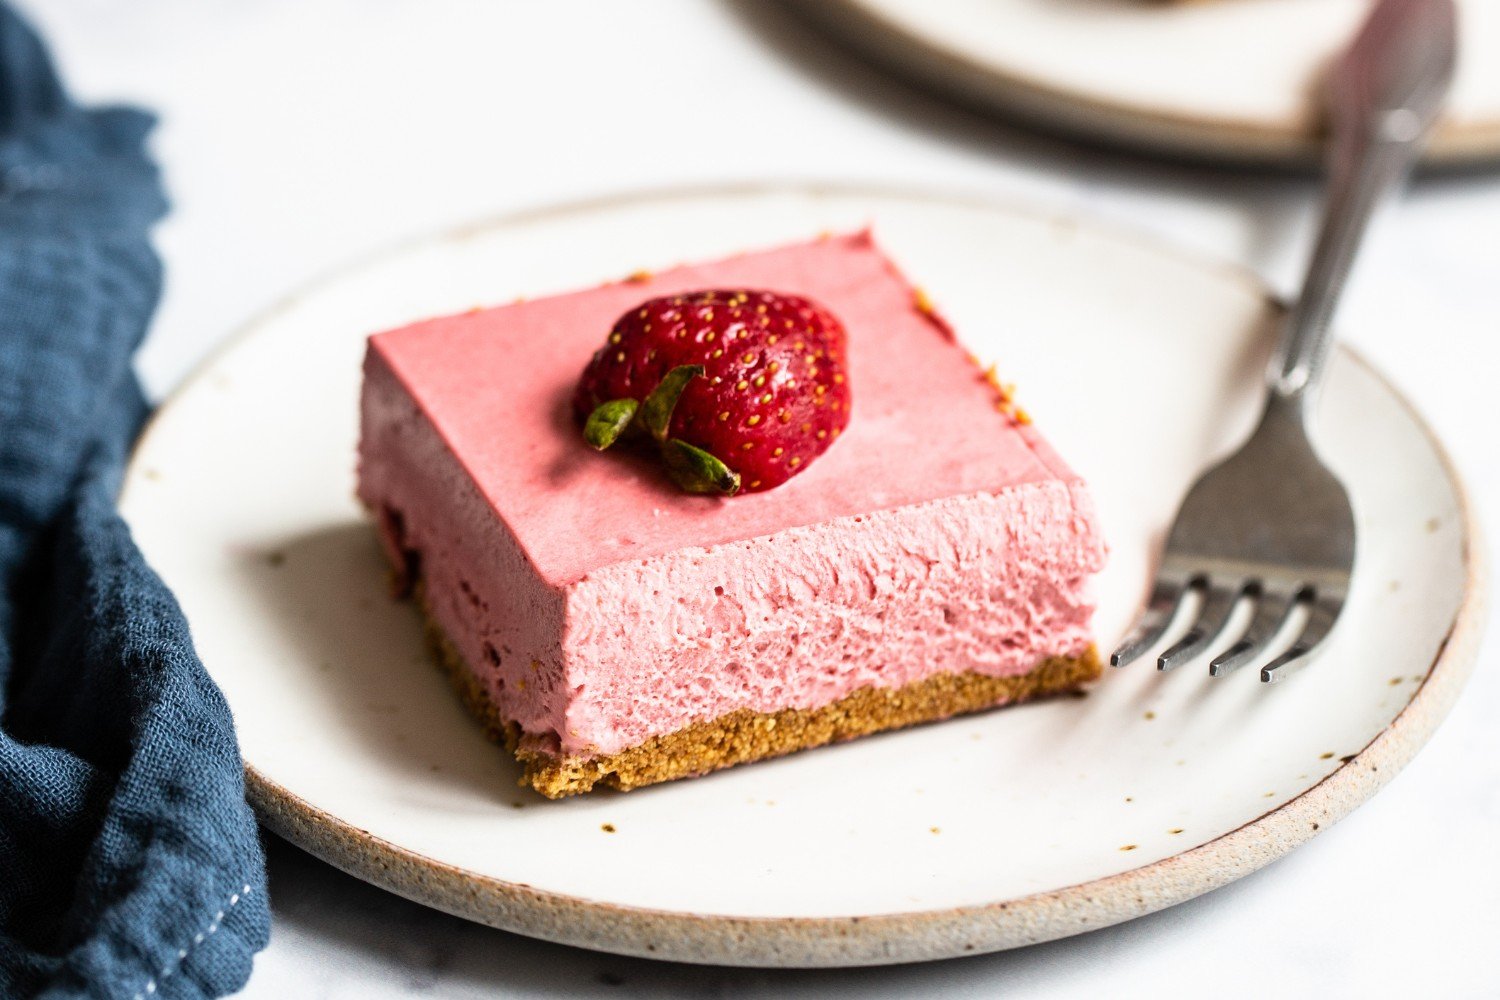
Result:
[1110, 0, 1456, 683]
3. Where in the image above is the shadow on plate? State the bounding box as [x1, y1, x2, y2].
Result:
[235, 520, 538, 808]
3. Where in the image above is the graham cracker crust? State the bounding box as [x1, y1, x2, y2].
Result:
[413, 585, 1100, 798]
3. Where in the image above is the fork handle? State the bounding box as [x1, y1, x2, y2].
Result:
[1269, 0, 1456, 408]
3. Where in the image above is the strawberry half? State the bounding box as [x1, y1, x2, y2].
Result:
[573, 289, 851, 495]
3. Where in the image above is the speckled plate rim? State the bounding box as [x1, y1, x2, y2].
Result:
[136, 183, 1487, 967]
[783, 0, 1500, 169]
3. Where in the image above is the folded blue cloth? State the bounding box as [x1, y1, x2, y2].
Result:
[0, 7, 269, 998]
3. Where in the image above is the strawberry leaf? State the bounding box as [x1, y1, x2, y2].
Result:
[639, 364, 703, 442]
[583, 398, 639, 450]
[662, 438, 740, 496]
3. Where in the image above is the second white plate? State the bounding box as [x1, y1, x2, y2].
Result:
[119, 186, 1482, 966]
[791, 0, 1500, 166]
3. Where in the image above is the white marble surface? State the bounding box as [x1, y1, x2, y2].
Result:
[20, 1, 1499, 996]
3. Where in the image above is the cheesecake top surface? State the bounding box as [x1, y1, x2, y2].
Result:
[367, 231, 1082, 586]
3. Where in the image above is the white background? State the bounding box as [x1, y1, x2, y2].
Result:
[20, 2, 1498, 997]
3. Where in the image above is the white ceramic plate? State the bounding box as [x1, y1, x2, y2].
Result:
[119, 186, 1482, 966]
[790, 0, 1500, 166]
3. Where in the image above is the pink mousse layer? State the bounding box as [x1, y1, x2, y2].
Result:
[357, 231, 1106, 759]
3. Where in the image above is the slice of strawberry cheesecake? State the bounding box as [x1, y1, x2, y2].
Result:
[357, 230, 1107, 798]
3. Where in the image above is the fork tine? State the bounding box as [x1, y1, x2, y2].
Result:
[1208, 587, 1299, 677]
[1157, 581, 1244, 671]
[1261, 591, 1345, 683]
[1109, 577, 1190, 667]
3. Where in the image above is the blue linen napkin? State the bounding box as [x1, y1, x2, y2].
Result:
[0, 6, 270, 997]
